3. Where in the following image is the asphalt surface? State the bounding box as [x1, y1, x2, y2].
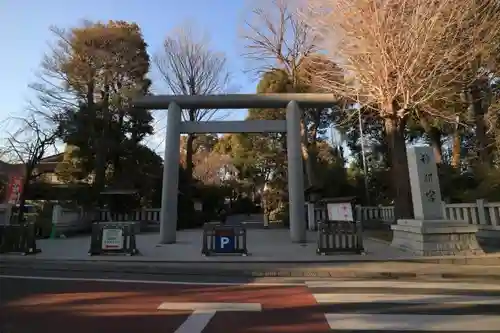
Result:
[1, 267, 500, 332]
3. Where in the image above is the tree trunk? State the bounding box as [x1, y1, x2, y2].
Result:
[302, 144, 317, 187]
[112, 109, 126, 184]
[470, 85, 492, 165]
[185, 108, 197, 185]
[93, 85, 111, 202]
[184, 132, 196, 214]
[16, 175, 30, 225]
[419, 117, 442, 164]
[451, 126, 461, 168]
[383, 114, 413, 220]
[307, 109, 323, 189]
[300, 117, 318, 188]
[185, 133, 195, 182]
[428, 128, 443, 164]
[93, 145, 107, 198]
[379, 125, 391, 169]
[16, 160, 38, 224]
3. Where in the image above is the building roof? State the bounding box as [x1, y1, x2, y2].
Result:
[0, 153, 64, 177]
[39, 153, 64, 163]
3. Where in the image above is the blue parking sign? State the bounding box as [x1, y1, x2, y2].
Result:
[214, 230, 235, 253]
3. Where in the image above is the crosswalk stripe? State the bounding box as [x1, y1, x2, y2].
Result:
[306, 280, 500, 291]
[307, 280, 500, 331]
[324, 313, 500, 331]
[313, 293, 500, 304]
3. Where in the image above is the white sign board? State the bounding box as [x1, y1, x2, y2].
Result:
[326, 202, 354, 222]
[101, 228, 124, 250]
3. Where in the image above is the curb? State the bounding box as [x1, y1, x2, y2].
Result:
[365, 237, 392, 245]
[1, 253, 499, 265]
[2, 260, 500, 281]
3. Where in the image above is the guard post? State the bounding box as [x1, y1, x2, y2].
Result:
[316, 197, 365, 255]
[201, 222, 248, 256]
[88, 222, 139, 256]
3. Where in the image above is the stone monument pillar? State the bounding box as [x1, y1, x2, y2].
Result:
[391, 146, 484, 256]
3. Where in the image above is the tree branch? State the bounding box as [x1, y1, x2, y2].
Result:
[154, 23, 233, 122]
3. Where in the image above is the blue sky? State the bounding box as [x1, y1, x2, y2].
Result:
[0, 0, 345, 156]
[0, 0, 259, 151]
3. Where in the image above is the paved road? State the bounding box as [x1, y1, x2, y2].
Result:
[1, 269, 500, 332]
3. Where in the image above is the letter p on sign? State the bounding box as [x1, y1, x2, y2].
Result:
[215, 233, 235, 253]
[220, 236, 230, 248]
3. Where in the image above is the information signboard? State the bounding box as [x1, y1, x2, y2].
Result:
[326, 202, 354, 222]
[101, 228, 124, 250]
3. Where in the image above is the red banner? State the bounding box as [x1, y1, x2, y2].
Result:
[6, 175, 23, 205]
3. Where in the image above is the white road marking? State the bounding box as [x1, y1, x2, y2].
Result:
[309, 280, 500, 331]
[0, 274, 302, 286]
[157, 302, 262, 311]
[173, 310, 216, 333]
[314, 293, 500, 304]
[157, 302, 262, 333]
[324, 313, 500, 331]
[306, 280, 500, 291]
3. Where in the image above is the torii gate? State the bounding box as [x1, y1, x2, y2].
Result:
[133, 94, 338, 244]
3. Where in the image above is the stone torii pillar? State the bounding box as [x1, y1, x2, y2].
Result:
[133, 93, 338, 244]
[286, 101, 306, 243]
[159, 102, 181, 244]
[158, 100, 307, 244]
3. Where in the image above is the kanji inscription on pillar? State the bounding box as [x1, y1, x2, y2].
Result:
[407, 146, 443, 220]
[425, 189, 436, 202]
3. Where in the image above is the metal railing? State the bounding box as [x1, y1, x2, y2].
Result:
[201, 222, 248, 256]
[316, 220, 365, 255]
[88, 222, 139, 256]
[97, 209, 161, 223]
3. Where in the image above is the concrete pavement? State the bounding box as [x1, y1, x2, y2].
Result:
[1, 218, 498, 281]
[20, 229, 414, 262]
[1, 269, 500, 332]
[3, 227, 498, 264]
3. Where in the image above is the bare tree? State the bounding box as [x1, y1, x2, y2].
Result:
[304, 0, 500, 218]
[487, 84, 500, 164]
[242, 0, 347, 193]
[242, 0, 317, 81]
[0, 115, 58, 223]
[154, 23, 232, 192]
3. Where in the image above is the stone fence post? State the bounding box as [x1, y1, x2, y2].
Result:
[476, 199, 489, 226]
